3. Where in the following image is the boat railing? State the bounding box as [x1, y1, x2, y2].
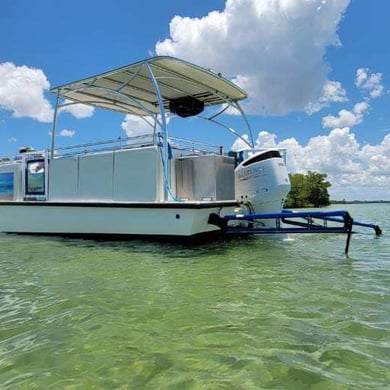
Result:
[0, 157, 18, 166]
[1, 151, 48, 165]
[50, 134, 224, 159]
[52, 134, 156, 158]
[1, 140, 285, 164]
[169, 136, 223, 156]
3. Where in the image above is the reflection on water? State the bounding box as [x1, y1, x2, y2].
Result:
[0, 204, 389, 388]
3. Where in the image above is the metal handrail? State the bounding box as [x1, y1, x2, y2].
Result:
[50, 135, 224, 159]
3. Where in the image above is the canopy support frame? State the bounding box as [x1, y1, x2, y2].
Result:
[144, 61, 170, 201]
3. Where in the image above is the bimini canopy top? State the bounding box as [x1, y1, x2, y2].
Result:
[50, 56, 247, 117]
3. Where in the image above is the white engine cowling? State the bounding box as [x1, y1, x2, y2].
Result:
[235, 149, 291, 216]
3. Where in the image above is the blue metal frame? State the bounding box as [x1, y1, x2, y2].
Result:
[222, 209, 382, 255]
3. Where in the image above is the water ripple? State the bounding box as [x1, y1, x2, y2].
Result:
[0, 204, 389, 388]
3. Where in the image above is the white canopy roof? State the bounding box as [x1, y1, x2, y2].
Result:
[50, 56, 247, 116]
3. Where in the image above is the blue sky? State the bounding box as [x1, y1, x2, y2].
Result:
[0, 0, 389, 200]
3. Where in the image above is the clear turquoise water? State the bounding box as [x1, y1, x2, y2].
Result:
[0, 204, 389, 389]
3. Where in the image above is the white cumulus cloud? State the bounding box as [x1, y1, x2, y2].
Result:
[59, 100, 94, 119]
[0, 62, 53, 122]
[231, 133, 251, 152]
[305, 80, 348, 114]
[355, 68, 384, 99]
[360, 134, 390, 174]
[156, 0, 350, 115]
[255, 131, 278, 149]
[0, 63, 96, 123]
[121, 114, 169, 138]
[322, 101, 369, 128]
[59, 129, 75, 137]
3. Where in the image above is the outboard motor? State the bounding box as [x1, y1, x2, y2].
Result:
[235, 149, 291, 218]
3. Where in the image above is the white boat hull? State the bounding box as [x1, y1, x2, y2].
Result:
[0, 201, 238, 239]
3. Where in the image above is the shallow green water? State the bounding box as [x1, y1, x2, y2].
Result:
[0, 204, 389, 389]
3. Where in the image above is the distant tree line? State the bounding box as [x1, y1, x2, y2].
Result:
[284, 171, 331, 208]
